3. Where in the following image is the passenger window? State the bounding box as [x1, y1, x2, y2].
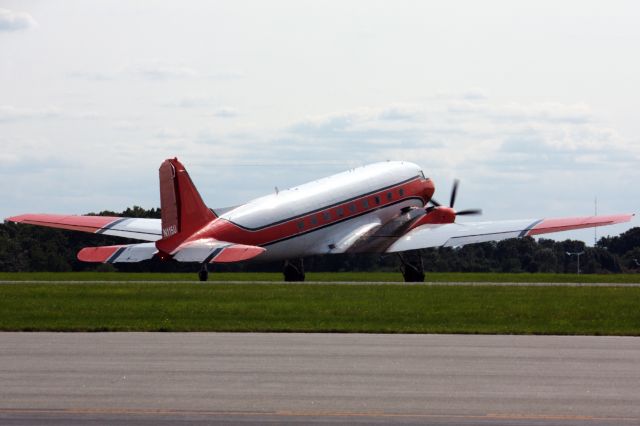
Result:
[349, 203, 356, 213]
[337, 207, 344, 217]
[311, 216, 318, 225]
[374, 196, 380, 205]
[387, 192, 393, 201]
[323, 211, 330, 221]
[399, 188, 404, 196]
[297, 220, 304, 230]
[362, 199, 369, 208]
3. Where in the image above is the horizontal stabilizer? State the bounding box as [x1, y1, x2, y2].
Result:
[172, 238, 266, 263]
[78, 243, 157, 263]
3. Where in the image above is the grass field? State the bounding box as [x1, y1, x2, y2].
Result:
[1, 282, 639, 334]
[1, 271, 640, 283]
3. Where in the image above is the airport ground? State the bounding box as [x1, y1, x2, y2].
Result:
[1, 332, 639, 425]
[1, 274, 639, 424]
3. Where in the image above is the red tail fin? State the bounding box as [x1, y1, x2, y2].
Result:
[156, 158, 216, 254]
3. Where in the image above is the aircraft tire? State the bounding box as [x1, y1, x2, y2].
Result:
[283, 259, 305, 282]
[402, 265, 425, 282]
[198, 265, 209, 282]
[399, 252, 425, 283]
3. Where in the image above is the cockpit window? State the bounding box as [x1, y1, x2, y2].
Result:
[420, 170, 426, 179]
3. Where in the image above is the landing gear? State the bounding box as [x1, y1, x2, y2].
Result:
[398, 252, 425, 282]
[283, 258, 305, 282]
[198, 263, 209, 282]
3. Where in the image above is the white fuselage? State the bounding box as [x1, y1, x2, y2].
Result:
[214, 161, 430, 261]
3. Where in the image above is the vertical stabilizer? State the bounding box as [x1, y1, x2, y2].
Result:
[156, 158, 216, 254]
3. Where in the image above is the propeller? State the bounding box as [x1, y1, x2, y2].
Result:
[427, 179, 482, 218]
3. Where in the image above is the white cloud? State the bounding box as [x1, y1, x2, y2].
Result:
[0, 8, 37, 31]
[172, 96, 215, 108]
[490, 102, 592, 124]
[292, 104, 425, 135]
[283, 98, 638, 186]
[66, 71, 115, 81]
[0, 105, 60, 122]
[130, 64, 197, 80]
[0, 105, 102, 123]
[435, 88, 490, 101]
[213, 107, 239, 118]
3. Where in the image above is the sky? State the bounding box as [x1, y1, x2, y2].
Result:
[1, 0, 639, 244]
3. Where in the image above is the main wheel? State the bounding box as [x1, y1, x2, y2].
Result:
[198, 265, 209, 282]
[283, 259, 305, 282]
[402, 264, 425, 282]
[398, 252, 425, 283]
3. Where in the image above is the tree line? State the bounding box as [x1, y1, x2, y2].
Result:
[1, 206, 639, 274]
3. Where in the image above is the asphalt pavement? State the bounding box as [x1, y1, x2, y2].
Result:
[1, 333, 639, 425]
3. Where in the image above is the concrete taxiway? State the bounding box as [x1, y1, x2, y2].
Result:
[1, 333, 639, 425]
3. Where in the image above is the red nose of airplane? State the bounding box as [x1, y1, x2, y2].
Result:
[422, 178, 435, 202]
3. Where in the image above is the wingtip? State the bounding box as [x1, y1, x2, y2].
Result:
[617, 213, 635, 223]
[5, 214, 27, 223]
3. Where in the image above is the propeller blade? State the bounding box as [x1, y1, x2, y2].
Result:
[450, 179, 459, 208]
[456, 209, 483, 216]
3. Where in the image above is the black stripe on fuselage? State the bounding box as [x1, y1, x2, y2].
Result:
[227, 175, 424, 232]
[260, 196, 424, 247]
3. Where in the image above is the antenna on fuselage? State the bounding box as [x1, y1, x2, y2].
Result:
[275, 186, 279, 195]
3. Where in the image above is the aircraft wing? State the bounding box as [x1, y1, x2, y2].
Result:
[387, 214, 634, 252]
[6, 214, 161, 242]
[77, 238, 265, 264]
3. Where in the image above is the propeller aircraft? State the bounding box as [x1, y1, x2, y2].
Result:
[7, 158, 633, 281]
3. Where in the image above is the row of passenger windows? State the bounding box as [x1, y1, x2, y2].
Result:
[296, 187, 407, 231]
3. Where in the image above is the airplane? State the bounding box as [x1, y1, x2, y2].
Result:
[6, 158, 634, 282]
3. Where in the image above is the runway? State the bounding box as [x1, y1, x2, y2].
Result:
[1, 333, 639, 425]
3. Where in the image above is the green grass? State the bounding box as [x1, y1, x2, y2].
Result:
[1, 271, 639, 283]
[1, 283, 639, 334]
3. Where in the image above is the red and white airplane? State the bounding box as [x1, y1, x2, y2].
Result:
[7, 158, 633, 281]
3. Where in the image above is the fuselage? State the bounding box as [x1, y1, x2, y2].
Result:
[197, 161, 435, 261]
